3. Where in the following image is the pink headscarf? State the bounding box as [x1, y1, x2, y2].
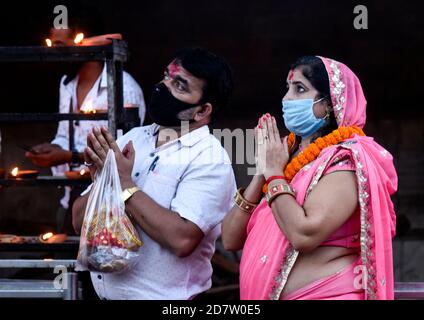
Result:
[239, 56, 398, 300]
[317, 56, 367, 128]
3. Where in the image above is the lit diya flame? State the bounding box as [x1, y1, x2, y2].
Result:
[74, 33, 84, 45]
[11, 167, 18, 177]
[45, 38, 52, 47]
[80, 100, 96, 114]
[80, 169, 86, 176]
[9, 167, 38, 179]
[41, 232, 54, 241]
[39, 232, 67, 243]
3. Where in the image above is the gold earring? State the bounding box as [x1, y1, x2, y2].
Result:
[324, 108, 332, 121]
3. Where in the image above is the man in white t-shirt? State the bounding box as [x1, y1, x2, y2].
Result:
[25, 23, 145, 233]
[72, 47, 236, 299]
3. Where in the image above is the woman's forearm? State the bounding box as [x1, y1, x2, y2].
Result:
[268, 179, 315, 251]
[271, 194, 308, 240]
[124, 189, 204, 258]
[222, 175, 265, 251]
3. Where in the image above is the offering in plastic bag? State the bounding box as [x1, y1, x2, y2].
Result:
[76, 149, 142, 273]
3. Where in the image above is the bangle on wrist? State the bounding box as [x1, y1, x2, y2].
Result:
[121, 186, 140, 203]
[265, 183, 296, 206]
[234, 187, 259, 215]
[262, 175, 286, 193]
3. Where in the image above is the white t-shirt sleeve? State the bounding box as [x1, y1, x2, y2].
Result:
[170, 149, 236, 235]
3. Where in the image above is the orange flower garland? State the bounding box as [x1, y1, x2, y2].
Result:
[262, 126, 365, 193]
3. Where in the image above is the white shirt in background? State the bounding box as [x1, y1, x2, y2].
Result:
[51, 63, 146, 208]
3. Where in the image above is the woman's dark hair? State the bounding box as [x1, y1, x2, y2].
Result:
[290, 55, 338, 137]
[173, 47, 234, 120]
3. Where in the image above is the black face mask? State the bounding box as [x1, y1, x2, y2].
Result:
[148, 82, 201, 127]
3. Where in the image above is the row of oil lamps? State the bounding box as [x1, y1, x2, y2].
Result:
[0, 167, 89, 179]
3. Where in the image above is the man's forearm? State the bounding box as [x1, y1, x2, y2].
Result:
[125, 190, 203, 257]
[71, 185, 198, 253]
[72, 192, 90, 234]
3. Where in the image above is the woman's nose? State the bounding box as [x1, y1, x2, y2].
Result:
[282, 93, 291, 101]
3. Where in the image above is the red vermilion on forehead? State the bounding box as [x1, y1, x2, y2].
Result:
[288, 69, 294, 81]
[169, 62, 180, 78]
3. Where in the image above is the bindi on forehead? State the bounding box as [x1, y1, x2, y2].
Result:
[169, 62, 181, 78]
[288, 69, 294, 81]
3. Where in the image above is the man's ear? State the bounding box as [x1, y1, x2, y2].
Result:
[193, 103, 213, 122]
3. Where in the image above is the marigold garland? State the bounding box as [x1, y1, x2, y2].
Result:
[262, 126, 365, 193]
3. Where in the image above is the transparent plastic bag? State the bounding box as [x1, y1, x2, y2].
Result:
[76, 149, 142, 273]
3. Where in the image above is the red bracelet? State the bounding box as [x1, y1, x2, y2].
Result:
[262, 175, 286, 194]
[265, 175, 286, 185]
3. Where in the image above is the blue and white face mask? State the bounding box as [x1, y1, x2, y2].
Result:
[282, 97, 326, 138]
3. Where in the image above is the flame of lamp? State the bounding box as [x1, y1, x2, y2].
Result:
[11, 167, 18, 177]
[80, 100, 97, 114]
[42, 232, 53, 241]
[74, 33, 84, 44]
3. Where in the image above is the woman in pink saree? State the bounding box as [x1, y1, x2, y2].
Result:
[222, 56, 397, 300]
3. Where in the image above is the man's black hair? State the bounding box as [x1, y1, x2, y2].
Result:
[173, 47, 234, 120]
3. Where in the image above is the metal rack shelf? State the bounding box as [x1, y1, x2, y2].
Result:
[0, 39, 132, 136]
[0, 107, 139, 129]
[0, 259, 79, 300]
[0, 42, 135, 299]
[0, 42, 127, 62]
[0, 242, 79, 253]
[0, 40, 139, 188]
[0, 113, 108, 122]
[0, 177, 91, 187]
[0, 236, 80, 253]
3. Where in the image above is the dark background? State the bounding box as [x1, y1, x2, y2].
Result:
[0, 0, 422, 119]
[0, 0, 423, 283]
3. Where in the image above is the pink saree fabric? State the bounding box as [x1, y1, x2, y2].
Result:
[282, 257, 364, 300]
[239, 57, 398, 300]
